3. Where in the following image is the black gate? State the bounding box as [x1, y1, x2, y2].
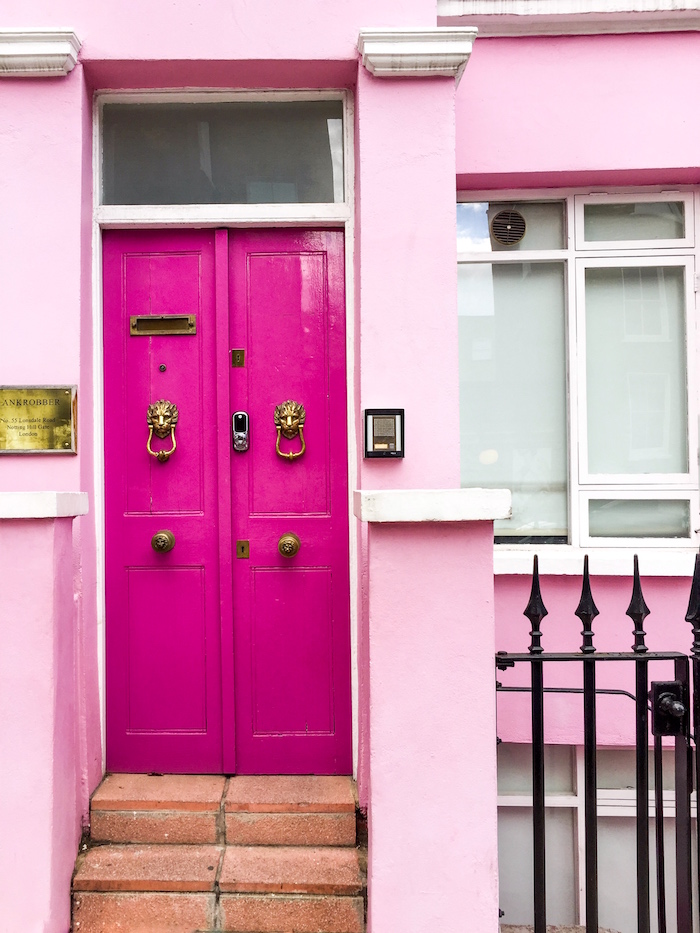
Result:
[495, 554, 700, 933]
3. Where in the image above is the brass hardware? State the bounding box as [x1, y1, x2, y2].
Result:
[130, 315, 196, 336]
[236, 540, 250, 559]
[278, 533, 301, 558]
[231, 349, 245, 368]
[274, 400, 306, 461]
[147, 400, 179, 462]
[151, 529, 175, 552]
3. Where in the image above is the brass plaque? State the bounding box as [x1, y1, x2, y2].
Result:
[0, 386, 77, 454]
[130, 314, 196, 336]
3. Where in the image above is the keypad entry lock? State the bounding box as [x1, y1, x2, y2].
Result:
[232, 411, 249, 452]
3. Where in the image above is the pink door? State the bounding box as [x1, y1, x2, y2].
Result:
[103, 228, 351, 775]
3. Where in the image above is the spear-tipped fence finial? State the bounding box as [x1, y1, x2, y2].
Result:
[524, 555, 548, 655]
[685, 552, 700, 658]
[626, 554, 650, 654]
[575, 555, 599, 654]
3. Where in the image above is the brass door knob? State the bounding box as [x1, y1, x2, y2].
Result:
[152, 530, 176, 552]
[278, 533, 300, 558]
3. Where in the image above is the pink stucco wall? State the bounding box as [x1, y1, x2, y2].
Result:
[366, 521, 498, 933]
[0, 518, 80, 932]
[455, 32, 700, 188]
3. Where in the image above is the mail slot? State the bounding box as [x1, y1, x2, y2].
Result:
[130, 315, 197, 336]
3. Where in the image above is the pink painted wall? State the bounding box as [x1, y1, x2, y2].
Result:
[455, 32, 700, 188]
[0, 518, 80, 932]
[366, 521, 498, 933]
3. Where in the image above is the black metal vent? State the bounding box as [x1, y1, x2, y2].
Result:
[490, 209, 527, 246]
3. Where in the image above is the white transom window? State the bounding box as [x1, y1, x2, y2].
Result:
[457, 191, 699, 550]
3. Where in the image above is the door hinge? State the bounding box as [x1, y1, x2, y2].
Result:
[236, 540, 250, 559]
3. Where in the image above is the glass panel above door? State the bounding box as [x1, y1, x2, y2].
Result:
[102, 101, 344, 205]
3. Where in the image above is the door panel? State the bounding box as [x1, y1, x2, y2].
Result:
[104, 230, 223, 773]
[230, 230, 351, 774]
[104, 228, 350, 775]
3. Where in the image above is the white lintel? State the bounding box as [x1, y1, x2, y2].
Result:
[0, 29, 81, 77]
[357, 27, 478, 85]
[437, 0, 700, 35]
[354, 488, 511, 523]
[0, 491, 89, 519]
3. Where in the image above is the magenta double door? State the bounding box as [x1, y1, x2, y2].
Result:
[103, 228, 351, 775]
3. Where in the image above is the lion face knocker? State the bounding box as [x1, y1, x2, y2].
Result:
[146, 400, 179, 463]
[274, 400, 306, 461]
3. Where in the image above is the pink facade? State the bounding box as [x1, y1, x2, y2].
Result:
[1, 3, 700, 931]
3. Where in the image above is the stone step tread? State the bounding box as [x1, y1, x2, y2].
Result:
[73, 844, 363, 896]
[91, 809, 219, 845]
[73, 844, 223, 892]
[220, 893, 365, 932]
[92, 774, 226, 812]
[224, 775, 355, 813]
[219, 845, 363, 894]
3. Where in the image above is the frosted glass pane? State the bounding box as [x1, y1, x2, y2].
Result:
[459, 262, 567, 540]
[457, 201, 565, 252]
[498, 807, 577, 925]
[598, 748, 677, 791]
[589, 499, 691, 538]
[497, 743, 574, 795]
[103, 102, 344, 204]
[585, 266, 688, 474]
[585, 201, 685, 241]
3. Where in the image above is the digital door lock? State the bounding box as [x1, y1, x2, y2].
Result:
[232, 411, 249, 452]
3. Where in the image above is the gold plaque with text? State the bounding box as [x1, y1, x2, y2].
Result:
[0, 386, 77, 454]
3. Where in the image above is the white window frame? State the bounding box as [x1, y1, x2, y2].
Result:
[574, 192, 695, 251]
[457, 187, 700, 574]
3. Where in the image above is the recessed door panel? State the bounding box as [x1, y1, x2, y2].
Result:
[126, 567, 206, 733]
[247, 252, 331, 517]
[251, 567, 333, 736]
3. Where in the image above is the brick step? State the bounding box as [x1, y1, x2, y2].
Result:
[72, 846, 365, 932]
[72, 891, 365, 933]
[91, 774, 356, 846]
[74, 844, 363, 896]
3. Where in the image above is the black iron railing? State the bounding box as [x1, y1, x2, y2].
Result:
[495, 554, 700, 933]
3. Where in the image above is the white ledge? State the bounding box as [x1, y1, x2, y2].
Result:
[354, 488, 511, 523]
[438, 1, 700, 34]
[357, 27, 478, 85]
[0, 29, 81, 77]
[495, 545, 698, 577]
[0, 492, 88, 519]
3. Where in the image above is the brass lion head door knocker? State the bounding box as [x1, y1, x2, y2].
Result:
[146, 399, 179, 462]
[274, 400, 306, 461]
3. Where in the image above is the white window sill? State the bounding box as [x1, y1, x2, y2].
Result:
[495, 544, 697, 576]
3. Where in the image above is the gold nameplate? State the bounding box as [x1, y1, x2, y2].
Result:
[0, 386, 77, 454]
[130, 315, 196, 336]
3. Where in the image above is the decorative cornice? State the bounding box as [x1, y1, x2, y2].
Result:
[438, 0, 700, 35]
[0, 29, 81, 77]
[357, 27, 478, 85]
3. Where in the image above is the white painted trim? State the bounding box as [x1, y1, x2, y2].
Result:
[97, 204, 350, 228]
[494, 545, 698, 575]
[357, 27, 478, 85]
[438, 0, 700, 35]
[0, 29, 80, 77]
[354, 488, 512, 523]
[0, 491, 88, 519]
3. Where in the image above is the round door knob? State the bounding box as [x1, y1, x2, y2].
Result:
[278, 533, 300, 558]
[151, 530, 176, 553]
